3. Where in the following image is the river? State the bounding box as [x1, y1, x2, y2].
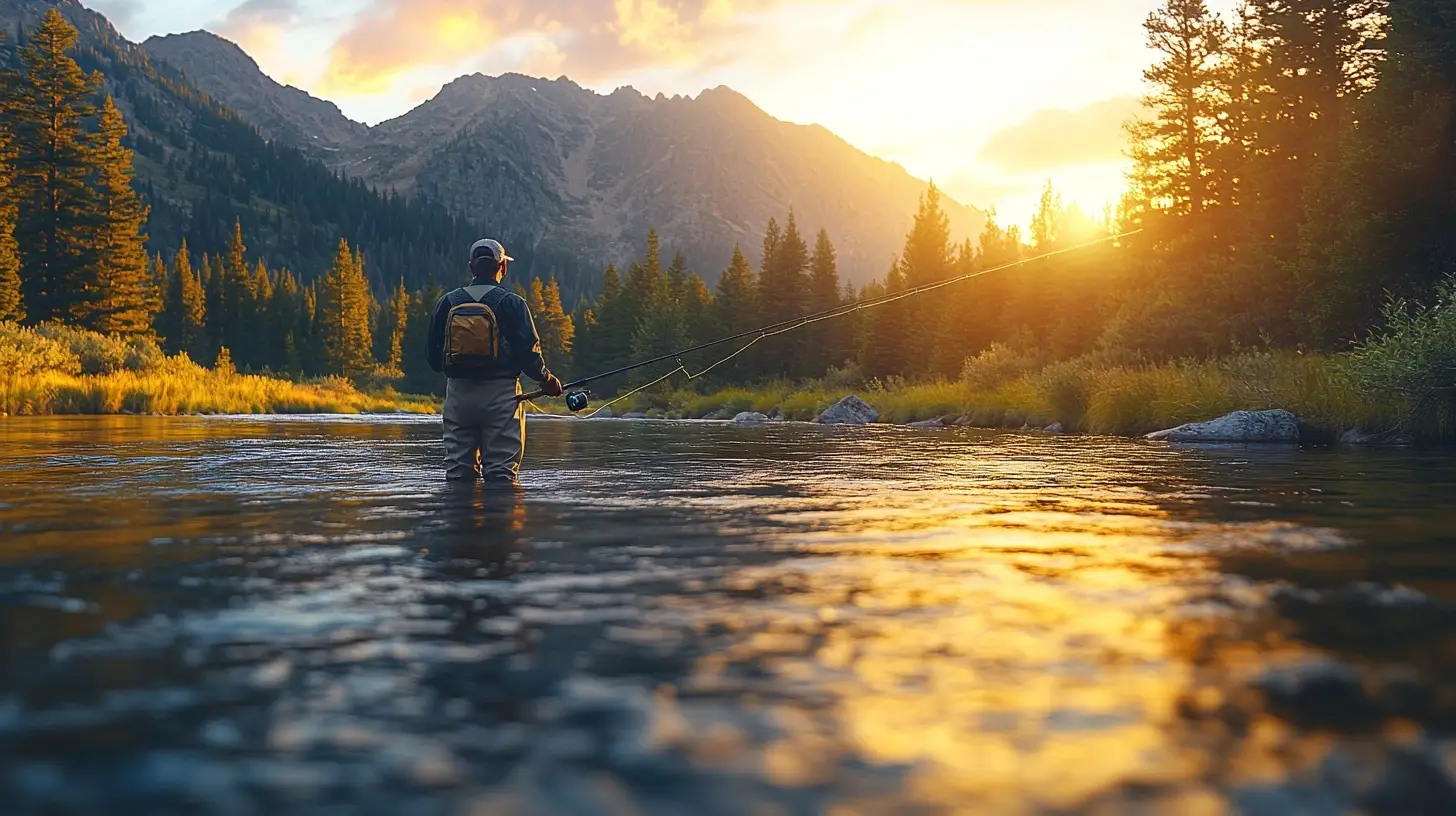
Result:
[1, 415, 1454, 814]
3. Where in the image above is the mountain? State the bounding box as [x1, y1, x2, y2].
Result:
[142, 33, 985, 284]
[144, 30, 366, 155]
[0, 0, 595, 299]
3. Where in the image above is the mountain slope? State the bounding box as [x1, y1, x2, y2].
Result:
[144, 30, 366, 155]
[0, 0, 595, 299]
[145, 35, 986, 284]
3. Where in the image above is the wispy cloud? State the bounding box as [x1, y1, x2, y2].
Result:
[214, 0, 308, 56]
[317, 0, 781, 95]
[979, 96, 1142, 174]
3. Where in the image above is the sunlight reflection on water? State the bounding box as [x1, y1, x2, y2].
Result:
[1, 416, 1455, 814]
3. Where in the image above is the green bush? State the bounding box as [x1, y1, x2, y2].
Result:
[1348, 276, 1456, 436]
[0, 321, 83, 377]
[1032, 359, 1092, 429]
[32, 322, 166, 375]
[960, 342, 1043, 392]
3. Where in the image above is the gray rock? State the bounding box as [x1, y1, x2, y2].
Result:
[1044, 422, 1065, 434]
[768, 410, 787, 421]
[733, 411, 769, 424]
[700, 408, 734, 420]
[906, 417, 945, 429]
[1146, 409, 1300, 443]
[591, 407, 615, 419]
[622, 412, 647, 420]
[1339, 427, 1414, 447]
[817, 395, 879, 425]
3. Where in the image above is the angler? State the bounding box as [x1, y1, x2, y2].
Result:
[426, 239, 565, 483]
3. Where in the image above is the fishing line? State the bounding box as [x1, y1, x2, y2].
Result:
[522, 228, 1140, 415]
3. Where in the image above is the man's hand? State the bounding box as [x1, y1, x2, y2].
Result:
[542, 375, 565, 397]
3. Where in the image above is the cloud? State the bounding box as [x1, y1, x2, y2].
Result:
[978, 95, 1143, 174]
[317, 0, 791, 95]
[214, 0, 307, 55]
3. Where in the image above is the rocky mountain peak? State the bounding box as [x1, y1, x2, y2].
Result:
[143, 30, 367, 153]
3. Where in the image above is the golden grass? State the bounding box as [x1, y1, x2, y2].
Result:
[1, 357, 437, 416]
[604, 350, 1400, 437]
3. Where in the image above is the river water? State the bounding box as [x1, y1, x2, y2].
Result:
[1, 416, 1455, 815]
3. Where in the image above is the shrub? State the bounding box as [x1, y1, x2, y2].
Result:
[1347, 276, 1456, 436]
[1032, 360, 1092, 429]
[0, 321, 82, 377]
[960, 342, 1043, 392]
[31, 322, 166, 375]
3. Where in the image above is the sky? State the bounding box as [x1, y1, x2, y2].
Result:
[90, 0, 1238, 228]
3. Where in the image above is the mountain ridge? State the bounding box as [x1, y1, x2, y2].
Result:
[142, 30, 985, 284]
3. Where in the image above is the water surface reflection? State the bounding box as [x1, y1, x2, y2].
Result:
[2, 416, 1454, 814]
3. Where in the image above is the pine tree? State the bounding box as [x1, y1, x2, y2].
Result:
[539, 277, 575, 370]
[1126, 0, 1230, 223]
[895, 184, 956, 376]
[714, 245, 758, 381]
[377, 277, 409, 373]
[317, 238, 375, 377]
[0, 82, 21, 321]
[87, 97, 158, 336]
[807, 229, 844, 375]
[11, 9, 100, 323]
[862, 258, 909, 380]
[166, 242, 208, 362]
[272, 268, 302, 376]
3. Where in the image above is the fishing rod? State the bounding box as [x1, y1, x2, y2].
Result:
[520, 229, 1140, 413]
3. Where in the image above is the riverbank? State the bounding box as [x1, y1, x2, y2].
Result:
[1, 322, 437, 416]
[606, 349, 1412, 440]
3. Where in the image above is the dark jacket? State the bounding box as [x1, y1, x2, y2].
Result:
[426, 279, 552, 383]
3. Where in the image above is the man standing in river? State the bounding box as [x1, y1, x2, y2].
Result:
[426, 239, 564, 483]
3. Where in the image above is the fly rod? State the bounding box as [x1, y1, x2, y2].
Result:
[519, 229, 1140, 412]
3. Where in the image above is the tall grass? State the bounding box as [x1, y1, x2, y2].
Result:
[1, 321, 437, 416]
[603, 347, 1400, 437]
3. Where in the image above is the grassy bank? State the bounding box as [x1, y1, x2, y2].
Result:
[1, 322, 437, 416]
[608, 279, 1456, 440]
[610, 349, 1410, 439]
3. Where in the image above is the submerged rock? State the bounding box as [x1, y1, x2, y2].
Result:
[906, 417, 945, 429]
[1340, 427, 1414, 447]
[817, 395, 879, 425]
[733, 411, 769, 424]
[1146, 409, 1300, 443]
[1044, 422, 1066, 434]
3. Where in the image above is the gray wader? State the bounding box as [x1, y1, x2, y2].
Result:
[442, 377, 525, 482]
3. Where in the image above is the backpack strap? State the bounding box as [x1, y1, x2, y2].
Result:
[461, 284, 512, 310]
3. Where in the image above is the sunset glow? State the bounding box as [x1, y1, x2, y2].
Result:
[89, 0, 1231, 228]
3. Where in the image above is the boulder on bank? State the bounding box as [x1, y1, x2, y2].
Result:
[701, 408, 735, 420]
[906, 417, 945, 429]
[1339, 427, 1414, 447]
[733, 411, 769, 424]
[1146, 409, 1300, 443]
[1044, 422, 1066, 434]
[768, 410, 787, 422]
[590, 407, 615, 419]
[818, 395, 879, 426]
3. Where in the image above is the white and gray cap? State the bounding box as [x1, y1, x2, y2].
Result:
[469, 238, 514, 266]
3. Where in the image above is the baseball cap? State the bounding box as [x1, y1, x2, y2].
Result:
[469, 238, 514, 265]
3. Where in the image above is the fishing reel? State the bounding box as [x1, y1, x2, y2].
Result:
[565, 390, 591, 413]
